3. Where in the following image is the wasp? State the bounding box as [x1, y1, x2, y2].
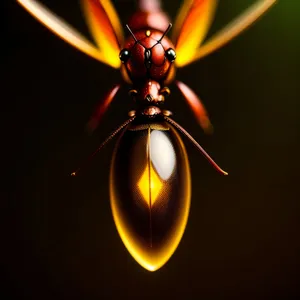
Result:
[18, 0, 277, 271]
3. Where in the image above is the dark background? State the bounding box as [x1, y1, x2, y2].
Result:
[3, 0, 300, 299]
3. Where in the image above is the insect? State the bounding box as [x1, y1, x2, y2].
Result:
[18, 0, 277, 271]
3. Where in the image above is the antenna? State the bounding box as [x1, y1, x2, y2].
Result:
[164, 116, 228, 176]
[71, 116, 135, 177]
[158, 23, 172, 42]
[126, 24, 138, 42]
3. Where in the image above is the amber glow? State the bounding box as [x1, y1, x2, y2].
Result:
[81, 0, 123, 68]
[192, 0, 277, 63]
[173, 0, 277, 67]
[17, 0, 119, 67]
[110, 128, 191, 272]
[98, 0, 124, 45]
[173, 0, 218, 67]
[138, 165, 163, 206]
[17, 0, 123, 68]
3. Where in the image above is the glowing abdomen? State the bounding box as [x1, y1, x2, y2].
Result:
[110, 122, 191, 271]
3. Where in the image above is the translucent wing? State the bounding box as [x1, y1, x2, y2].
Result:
[17, 0, 122, 68]
[189, 0, 277, 64]
[81, 0, 124, 69]
[172, 0, 218, 67]
[174, 0, 277, 67]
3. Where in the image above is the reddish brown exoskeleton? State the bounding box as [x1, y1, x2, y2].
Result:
[18, 0, 277, 271]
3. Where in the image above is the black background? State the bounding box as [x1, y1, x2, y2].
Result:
[3, 0, 300, 299]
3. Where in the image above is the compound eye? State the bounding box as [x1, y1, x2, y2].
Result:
[166, 48, 176, 62]
[119, 49, 130, 62]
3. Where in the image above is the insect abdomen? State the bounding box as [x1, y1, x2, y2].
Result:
[110, 122, 191, 271]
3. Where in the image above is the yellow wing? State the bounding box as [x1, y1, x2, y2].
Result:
[17, 0, 123, 69]
[80, 0, 124, 69]
[189, 0, 277, 64]
[172, 0, 218, 67]
[173, 0, 277, 68]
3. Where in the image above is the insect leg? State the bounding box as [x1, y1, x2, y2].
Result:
[164, 116, 228, 176]
[86, 84, 121, 133]
[72, 116, 135, 176]
[176, 80, 213, 134]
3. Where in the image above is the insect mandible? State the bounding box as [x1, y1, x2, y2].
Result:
[18, 0, 277, 271]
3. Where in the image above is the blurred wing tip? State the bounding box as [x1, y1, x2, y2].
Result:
[86, 119, 98, 135]
[80, 0, 123, 68]
[173, 0, 218, 67]
[175, 0, 277, 67]
[203, 122, 214, 135]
